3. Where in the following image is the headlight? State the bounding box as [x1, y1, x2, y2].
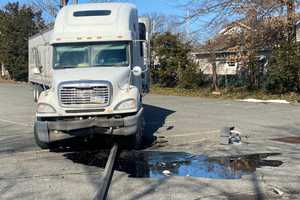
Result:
[115, 99, 136, 111]
[37, 103, 56, 113]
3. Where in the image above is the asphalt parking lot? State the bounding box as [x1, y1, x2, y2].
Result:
[0, 83, 300, 200]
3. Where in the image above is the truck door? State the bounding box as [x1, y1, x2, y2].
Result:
[44, 46, 53, 86]
[139, 21, 150, 94]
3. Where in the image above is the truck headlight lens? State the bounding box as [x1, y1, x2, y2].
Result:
[37, 103, 56, 113]
[115, 99, 136, 110]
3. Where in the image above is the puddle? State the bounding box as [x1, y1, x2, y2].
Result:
[64, 151, 282, 180]
[271, 137, 300, 144]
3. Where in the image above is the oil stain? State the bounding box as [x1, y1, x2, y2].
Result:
[64, 151, 282, 180]
[271, 136, 300, 144]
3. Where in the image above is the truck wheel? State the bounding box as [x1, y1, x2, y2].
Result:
[34, 123, 51, 149]
[132, 116, 145, 150]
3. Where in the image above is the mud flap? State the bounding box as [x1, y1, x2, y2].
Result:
[35, 121, 50, 143]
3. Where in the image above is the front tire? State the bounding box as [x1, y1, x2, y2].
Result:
[132, 116, 145, 150]
[34, 123, 51, 149]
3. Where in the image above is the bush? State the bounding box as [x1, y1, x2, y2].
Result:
[266, 42, 300, 93]
[177, 65, 204, 89]
[0, 3, 45, 81]
[151, 32, 204, 88]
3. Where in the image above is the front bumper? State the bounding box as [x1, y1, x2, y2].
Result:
[35, 108, 143, 143]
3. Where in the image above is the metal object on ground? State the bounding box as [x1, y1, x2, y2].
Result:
[220, 127, 233, 144]
[229, 133, 242, 145]
[220, 127, 242, 145]
[93, 143, 119, 200]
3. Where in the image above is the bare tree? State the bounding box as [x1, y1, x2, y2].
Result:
[182, 0, 298, 43]
[183, 0, 299, 89]
[206, 40, 218, 92]
[286, 0, 297, 41]
[145, 12, 166, 33]
[30, 0, 78, 20]
[145, 12, 183, 34]
[30, 0, 61, 19]
[183, 0, 298, 29]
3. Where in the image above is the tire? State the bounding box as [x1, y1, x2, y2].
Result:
[132, 116, 145, 150]
[34, 123, 51, 149]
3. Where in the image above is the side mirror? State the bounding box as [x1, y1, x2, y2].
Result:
[132, 66, 142, 76]
[32, 67, 41, 74]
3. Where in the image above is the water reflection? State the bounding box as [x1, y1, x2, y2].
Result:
[64, 151, 283, 180]
[116, 152, 282, 179]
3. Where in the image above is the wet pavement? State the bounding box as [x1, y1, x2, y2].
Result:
[64, 150, 283, 180]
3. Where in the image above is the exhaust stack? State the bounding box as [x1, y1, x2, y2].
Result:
[60, 0, 78, 7]
[60, 0, 68, 7]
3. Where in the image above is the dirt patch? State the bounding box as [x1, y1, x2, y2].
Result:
[0, 79, 16, 84]
[271, 137, 300, 144]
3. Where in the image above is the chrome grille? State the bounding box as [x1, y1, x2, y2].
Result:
[59, 84, 110, 107]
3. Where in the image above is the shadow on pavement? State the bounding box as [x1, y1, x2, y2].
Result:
[44, 104, 176, 199]
[143, 104, 176, 146]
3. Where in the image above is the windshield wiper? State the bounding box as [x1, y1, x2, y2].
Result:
[55, 65, 75, 69]
[92, 64, 127, 67]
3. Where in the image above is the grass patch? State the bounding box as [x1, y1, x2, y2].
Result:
[150, 85, 300, 103]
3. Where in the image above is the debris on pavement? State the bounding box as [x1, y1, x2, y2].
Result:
[162, 170, 171, 176]
[220, 127, 232, 144]
[220, 127, 242, 145]
[229, 129, 242, 145]
[212, 91, 221, 95]
[272, 187, 284, 196]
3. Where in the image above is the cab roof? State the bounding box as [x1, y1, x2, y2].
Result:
[52, 3, 138, 44]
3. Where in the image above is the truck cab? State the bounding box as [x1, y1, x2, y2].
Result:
[29, 3, 151, 149]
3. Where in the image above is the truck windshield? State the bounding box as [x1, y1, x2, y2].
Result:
[53, 42, 130, 69]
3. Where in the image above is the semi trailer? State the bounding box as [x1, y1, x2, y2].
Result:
[28, 3, 151, 149]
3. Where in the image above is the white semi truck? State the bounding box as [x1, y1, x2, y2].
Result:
[28, 3, 151, 149]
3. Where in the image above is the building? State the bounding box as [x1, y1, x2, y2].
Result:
[192, 17, 286, 76]
[191, 50, 269, 76]
[191, 51, 239, 75]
